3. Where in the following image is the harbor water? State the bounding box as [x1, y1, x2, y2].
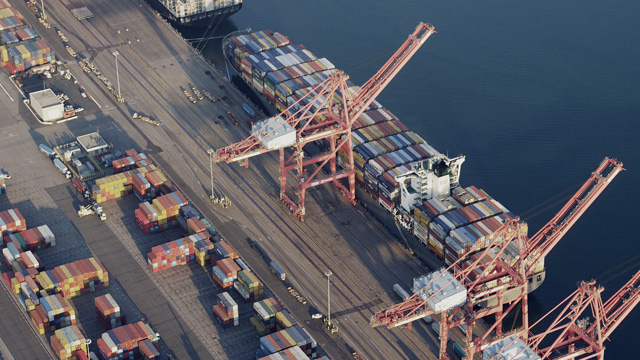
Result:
[183, 1, 640, 357]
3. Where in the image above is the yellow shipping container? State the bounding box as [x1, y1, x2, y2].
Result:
[0, 45, 7, 62]
[0, 8, 13, 19]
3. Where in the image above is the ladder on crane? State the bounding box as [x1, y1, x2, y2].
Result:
[214, 23, 436, 220]
[371, 157, 624, 360]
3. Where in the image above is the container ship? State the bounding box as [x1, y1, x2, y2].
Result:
[222, 30, 546, 302]
[146, 0, 242, 27]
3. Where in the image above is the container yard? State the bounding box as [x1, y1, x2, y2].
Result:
[0, 0, 635, 359]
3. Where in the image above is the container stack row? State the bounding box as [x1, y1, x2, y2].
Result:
[257, 345, 309, 360]
[0, 3, 54, 74]
[146, 232, 213, 272]
[226, 30, 291, 68]
[257, 325, 318, 359]
[0, 208, 25, 236]
[134, 191, 188, 233]
[95, 321, 160, 360]
[92, 163, 158, 203]
[2, 224, 55, 250]
[16, 257, 110, 299]
[30, 293, 76, 334]
[212, 292, 239, 328]
[112, 149, 153, 174]
[95, 294, 126, 330]
[2, 244, 41, 273]
[274, 310, 296, 331]
[235, 269, 264, 302]
[211, 240, 239, 261]
[49, 325, 88, 360]
[251, 297, 283, 336]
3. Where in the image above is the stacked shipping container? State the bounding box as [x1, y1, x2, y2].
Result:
[95, 294, 126, 330]
[11, 257, 110, 299]
[257, 346, 309, 360]
[30, 293, 76, 334]
[49, 325, 88, 360]
[275, 310, 296, 331]
[0, 3, 55, 73]
[251, 297, 283, 336]
[146, 232, 212, 272]
[0, 208, 25, 236]
[135, 191, 188, 233]
[234, 269, 264, 302]
[2, 225, 56, 250]
[212, 257, 241, 289]
[257, 325, 317, 359]
[212, 292, 239, 328]
[95, 321, 160, 360]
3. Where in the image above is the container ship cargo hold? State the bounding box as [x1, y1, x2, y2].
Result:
[222, 30, 547, 303]
[145, 0, 242, 27]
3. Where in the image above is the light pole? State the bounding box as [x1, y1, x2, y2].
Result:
[41, 0, 46, 19]
[113, 50, 121, 99]
[325, 270, 332, 325]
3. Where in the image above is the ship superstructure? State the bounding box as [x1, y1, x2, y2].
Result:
[148, 0, 242, 27]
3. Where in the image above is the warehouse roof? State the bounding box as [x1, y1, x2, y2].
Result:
[77, 132, 108, 152]
[30, 89, 62, 108]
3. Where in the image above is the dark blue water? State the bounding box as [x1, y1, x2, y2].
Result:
[192, 1, 640, 357]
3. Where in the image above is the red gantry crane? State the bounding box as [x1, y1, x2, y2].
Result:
[484, 267, 640, 360]
[371, 158, 624, 360]
[214, 23, 436, 220]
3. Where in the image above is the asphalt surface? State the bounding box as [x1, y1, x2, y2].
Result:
[0, 0, 477, 359]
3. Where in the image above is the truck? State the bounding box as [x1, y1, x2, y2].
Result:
[393, 283, 410, 301]
[270, 261, 286, 281]
[242, 103, 256, 118]
[92, 202, 106, 221]
[72, 177, 90, 198]
[39, 144, 56, 158]
[53, 158, 72, 178]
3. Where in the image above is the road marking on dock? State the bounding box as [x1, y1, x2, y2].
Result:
[0, 82, 14, 102]
[112, 121, 122, 132]
[0, 336, 15, 360]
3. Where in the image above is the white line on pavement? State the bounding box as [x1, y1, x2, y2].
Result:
[0, 82, 14, 102]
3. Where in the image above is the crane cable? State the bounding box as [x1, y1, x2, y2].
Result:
[596, 252, 640, 286]
[519, 181, 583, 222]
[194, 10, 227, 54]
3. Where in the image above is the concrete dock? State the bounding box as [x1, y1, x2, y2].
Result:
[0, 0, 473, 359]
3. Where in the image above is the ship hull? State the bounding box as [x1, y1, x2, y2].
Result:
[144, 0, 242, 27]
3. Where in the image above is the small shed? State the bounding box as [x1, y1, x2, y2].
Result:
[77, 132, 109, 157]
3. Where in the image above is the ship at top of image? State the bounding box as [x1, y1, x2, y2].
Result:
[145, 0, 242, 27]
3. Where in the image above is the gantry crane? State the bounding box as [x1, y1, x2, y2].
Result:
[371, 158, 624, 360]
[214, 23, 436, 220]
[484, 267, 640, 360]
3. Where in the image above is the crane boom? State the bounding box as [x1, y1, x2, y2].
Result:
[214, 23, 435, 220]
[525, 157, 624, 274]
[486, 268, 640, 360]
[346, 23, 435, 126]
[599, 268, 640, 339]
